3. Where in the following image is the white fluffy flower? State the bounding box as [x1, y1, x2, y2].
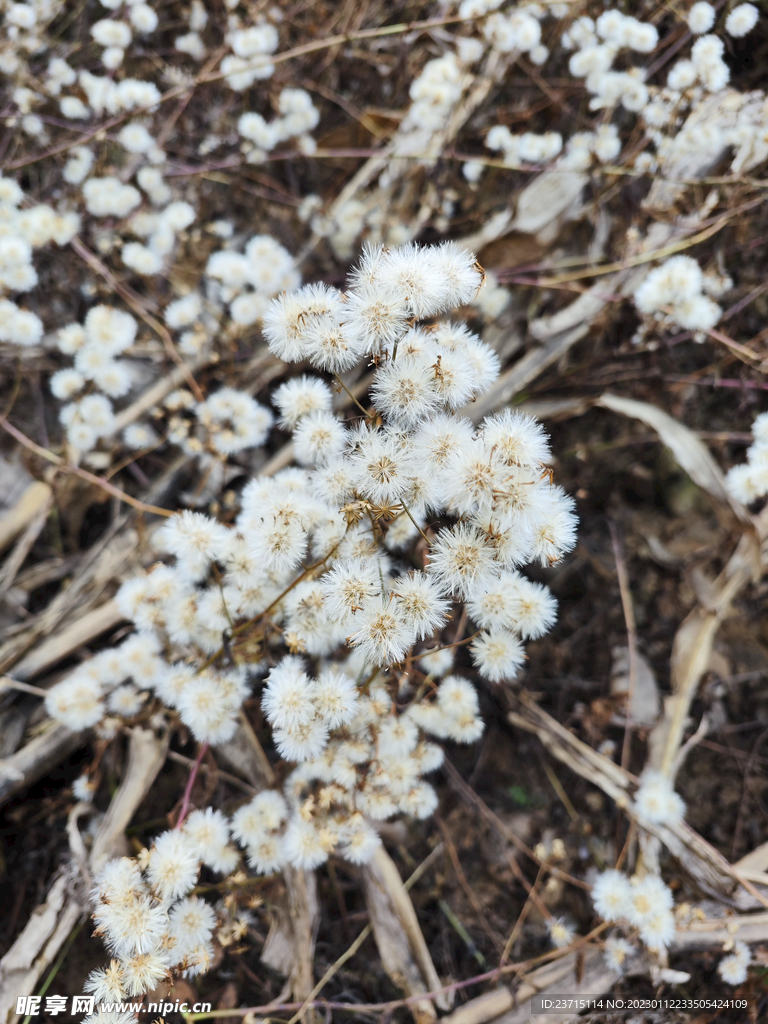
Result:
[130, 4, 158, 32]
[340, 819, 381, 863]
[85, 305, 138, 353]
[231, 791, 288, 846]
[197, 387, 273, 455]
[147, 830, 199, 900]
[548, 917, 576, 949]
[375, 243, 451, 319]
[50, 368, 85, 400]
[293, 410, 347, 466]
[725, 3, 758, 36]
[592, 869, 632, 922]
[183, 808, 236, 873]
[283, 818, 331, 868]
[603, 935, 635, 974]
[370, 357, 441, 426]
[91, 18, 131, 48]
[313, 669, 359, 728]
[471, 629, 525, 683]
[688, 2, 715, 34]
[262, 657, 315, 729]
[273, 376, 333, 428]
[347, 427, 416, 505]
[170, 896, 216, 957]
[165, 293, 202, 329]
[158, 510, 228, 581]
[634, 770, 685, 824]
[347, 595, 416, 665]
[83, 177, 141, 217]
[274, 718, 329, 761]
[718, 941, 751, 985]
[120, 949, 173, 996]
[84, 963, 127, 1004]
[427, 523, 499, 600]
[390, 572, 450, 640]
[176, 673, 242, 744]
[46, 673, 104, 729]
[626, 875, 674, 929]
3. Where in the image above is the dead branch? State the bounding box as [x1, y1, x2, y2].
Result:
[0, 721, 88, 807]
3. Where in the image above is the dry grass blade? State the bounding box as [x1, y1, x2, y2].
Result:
[0, 491, 53, 601]
[284, 866, 320, 1015]
[106, 350, 211, 441]
[496, 948, 619, 1024]
[672, 910, 768, 949]
[650, 501, 768, 782]
[596, 393, 751, 523]
[12, 600, 124, 682]
[439, 988, 514, 1024]
[469, 324, 593, 424]
[0, 519, 138, 676]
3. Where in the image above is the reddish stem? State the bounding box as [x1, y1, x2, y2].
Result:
[175, 742, 209, 829]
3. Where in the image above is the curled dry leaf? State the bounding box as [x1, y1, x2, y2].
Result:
[596, 392, 752, 524]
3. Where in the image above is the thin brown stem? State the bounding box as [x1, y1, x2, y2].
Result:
[198, 538, 344, 671]
[71, 237, 204, 400]
[399, 499, 431, 546]
[0, 416, 174, 518]
[334, 374, 372, 419]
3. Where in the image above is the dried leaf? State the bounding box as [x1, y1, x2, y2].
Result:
[610, 644, 660, 728]
[511, 170, 588, 236]
[596, 392, 751, 523]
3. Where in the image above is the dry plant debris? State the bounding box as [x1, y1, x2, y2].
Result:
[2, 1, 768, 1023]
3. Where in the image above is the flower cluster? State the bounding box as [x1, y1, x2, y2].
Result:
[237, 88, 320, 162]
[718, 940, 752, 985]
[47, 242, 575, 891]
[587, 771, 686, 965]
[633, 769, 686, 826]
[592, 869, 676, 954]
[0, 174, 77, 346]
[633, 255, 724, 337]
[46, 303, 273, 459]
[564, 10, 657, 113]
[486, 125, 563, 168]
[84, 820, 237, 1002]
[206, 233, 300, 326]
[221, 19, 279, 91]
[400, 52, 470, 135]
